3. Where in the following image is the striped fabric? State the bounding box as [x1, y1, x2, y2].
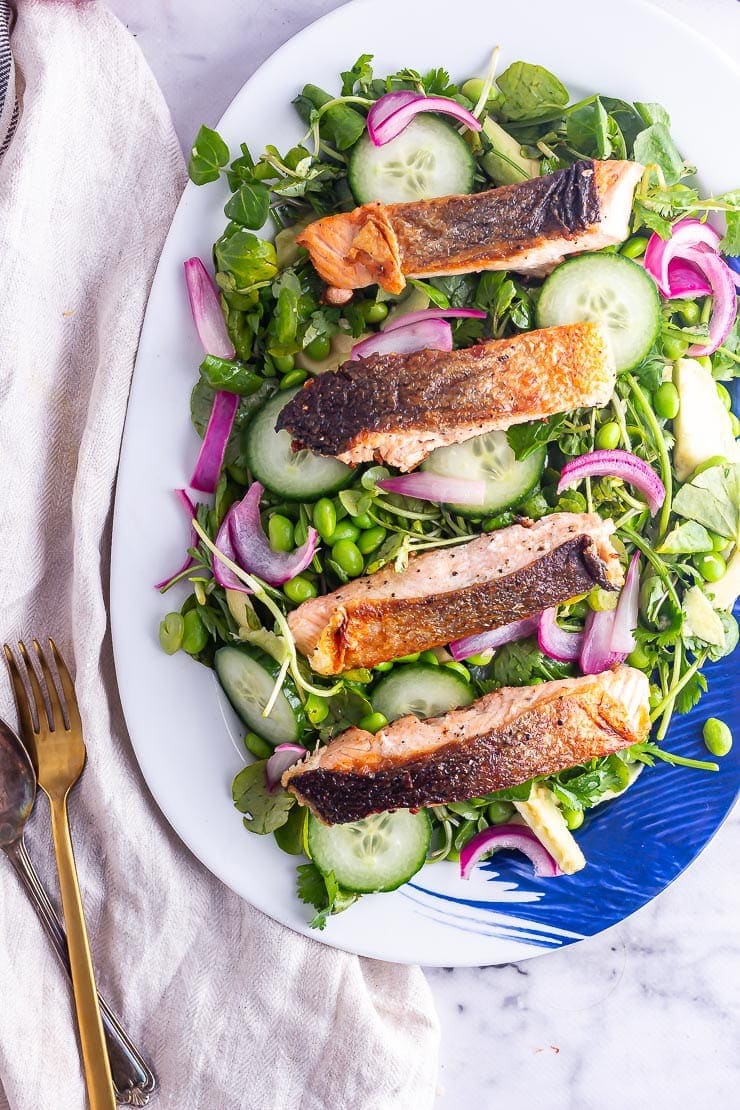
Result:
[0, 0, 18, 158]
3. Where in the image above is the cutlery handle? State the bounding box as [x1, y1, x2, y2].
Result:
[48, 794, 117, 1110]
[6, 840, 156, 1106]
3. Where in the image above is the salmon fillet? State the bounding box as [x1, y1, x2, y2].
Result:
[296, 159, 643, 294]
[288, 513, 623, 675]
[283, 666, 651, 823]
[277, 321, 615, 470]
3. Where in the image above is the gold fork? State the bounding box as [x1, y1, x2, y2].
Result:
[5, 639, 115, 1110]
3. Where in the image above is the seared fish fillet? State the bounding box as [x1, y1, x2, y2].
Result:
[277, 321, 615, 470]
[296, 159, 643, 294]
[283, 667, 651, 823]
[288, 513, 622, 675]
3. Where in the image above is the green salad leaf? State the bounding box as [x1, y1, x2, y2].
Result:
[232, 761, 296, 834]
[481, 638, 575, 691]
[496, 61, 569, 122]
[224, 182, 271, 230]
[672, 463, 740, 541]
[656, 520, 714, 555]
[189, 124, 230, 185]
[215, 228, 278, 290]
[633, 123, 685, 185]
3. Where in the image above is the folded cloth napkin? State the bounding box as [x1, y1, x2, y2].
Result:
[0, 3, 439, 1108]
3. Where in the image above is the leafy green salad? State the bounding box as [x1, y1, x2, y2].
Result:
[157, 52, 740, 928]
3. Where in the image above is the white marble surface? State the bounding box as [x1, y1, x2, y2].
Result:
[107, 0, 740, 1105]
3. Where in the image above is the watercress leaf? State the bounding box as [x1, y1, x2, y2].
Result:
[566, 98, 611, 159]
[497, 62, 569, 122]
[634, 101, 670, 128]
[656, 520, 713, 555]
[232, 760, 295, 834]
[507, 413, 567, 460]
[338, 488, 372, 517]
[215, 229, 278, 289]
[224, 182, 271, 230]
[408, 278, 450, 308]
[600, 97, 646, 152]
[199, 354, 263, 396]
[706, 610, 739, 662]
[672, 463, 740, 540]
[188, 124, 230, 185]
[340, 54, 374, 96]
[719, 192, 740, 256]
[299, 83, 367, 151]
[633, 123, 684, 186]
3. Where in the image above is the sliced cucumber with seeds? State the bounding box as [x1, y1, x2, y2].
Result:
[372, 662, 474, 723]
[348, 116, 475, 205]
[214, 645, 305, 745]
[245, 388, 352, 500]
[536, 253, 661, 372]
[421, 430, 546, 518]
[307, 809, 432, 892]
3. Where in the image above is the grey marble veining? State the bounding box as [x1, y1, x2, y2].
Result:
[106, 0, 740, 1104]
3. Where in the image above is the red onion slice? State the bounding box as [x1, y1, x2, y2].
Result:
[682, 245, 738, 356]
[610, 553, 640, 656]
[228, 482, 319, 587]
[383, 307, 487, 333]
[351, 318, 452, 359]
[460, 824, 562, 880]
[367, 91, 482, 147]
[213, 507, 251, 593]
[662, 259, 712, 299]
[538, 608, 583, 662]
[643, 218, 721, 297]
[184, 257, 236, 359]
[266, 743, 307, 791]
[579, 608, 626, 675]
[557, 450, 665, 516]
[449, 615, 540, 661]
[377, 473, 486, 505]
[154, 489, 198, 590]
[190, 389, 240, 494]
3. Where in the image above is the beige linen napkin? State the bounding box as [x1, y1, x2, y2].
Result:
[0, 2, 439, 1108]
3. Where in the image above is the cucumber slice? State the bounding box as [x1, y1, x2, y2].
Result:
[535, 253, 661, 372]
[421, 430, 546, 518]
[245, 389, 352, 499]
[307, 808, 431, 893]
[214, 645, 305, 745]
[348, 116, 475, 205]
[372, 662, 474, 723]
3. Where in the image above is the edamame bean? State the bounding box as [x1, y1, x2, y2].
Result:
[674, 299, 701, 326]
[350, 512, 373, 529]
[653, 381, 680, 420]
[279, 369, 308, 390]
[418, 650, 440, 665]
[272, 354, 295, 373]
[328, 520, 361, 544]
[357, 526, 386, 554]
[620, 235, 649, 259]
[181, 609, 208, 655]
[268, 513, 294, 553]
[716, 382, 732, 411]
[595, 421, 620, 450]
[703, 717, 733, 757]
[395, 652, 420, 664]
[466, 651, 493, 666]
[588, 587, 618, 612]
[627, 643, 652, 671]
[358, 711, 389, 733]
[612, 759, 632, 791]
[304, 335, 332, 360]
[344, 668, 372, 683]
[662, 334, 688, 360]
[486, 800, 515, 825]
[313, 498, 337, 542]
[305, 693, 329, 726]
[374, 660, 394, 673]
[461, 77, 486, 102]
[362, 302, 389, 324]
[444, 661, 472, 682]
[563, 807, 584, 831]
[283, 574, 318, 603]
[331, 538, 364, 577]
[159, 612, 184, 655]
[244, 731, 273, 759]
[696, 552, 726, 582]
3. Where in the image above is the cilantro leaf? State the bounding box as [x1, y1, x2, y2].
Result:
[296, 865, 342, 930]
[189, 124, 230, 185]
[480, 638, 575, 691]
[719, 192, 740, 256]
[232, 761, 295, 835]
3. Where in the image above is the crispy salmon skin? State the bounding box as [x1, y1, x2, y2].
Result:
[288, 513, 623, 675]
[296, 159, 643, 293]
[277, 321, 615, 470]
[283, 667, 651, 823]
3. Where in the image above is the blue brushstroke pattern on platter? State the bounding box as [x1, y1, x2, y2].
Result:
[401, 618, 739, 949]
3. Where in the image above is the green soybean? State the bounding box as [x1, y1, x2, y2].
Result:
[304, 335, 331, 360]
[395, 652, 420, 664]
[486, 800, 515, 825]
[662, 334, 688, 360]
[595, 421, 621, 450]
[331, 539, 364, 577]
[627, 643, 652, 671]
[418, 650, 440, 666]
[283, 574, 318, 603]
[563, 807, 584, 831]
[716, 382, 732, 411]
[703, 718, 732, 757]
[461, 77, 486, 102]
[653, 381, 680, 420]
[313, 498, 337, 542]
[362, 302, 389, 324]
[268, 513, 294, 553]
[328, 520, 361, 544]
[279, 369, 308, 390]
[620, 235, 649, 259]
[374, 660, 394, 673]
[305, 693, 329, 726]
[466, 651, 493, 666]
[244, 731, 273, 759]
[357, 525, 386, 554]
[272, 354, 295, 373]
[696, 552, 726, 582]
[673, 299, 701, 326]
[159, 612, 184, 655]
[350, 511, 374, 529]
[444, 661, 472, 682]
[359, 711, 388, 733]
[181, 609, 208, 655]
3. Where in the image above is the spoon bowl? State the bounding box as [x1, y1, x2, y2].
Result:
[0, 718, 36, 849]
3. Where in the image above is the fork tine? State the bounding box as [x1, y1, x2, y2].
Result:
[18, 641, 52, 731]
[48, 639, 81, 734]
[32, 639, 68, 732]
[3, 643, 38, 738]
